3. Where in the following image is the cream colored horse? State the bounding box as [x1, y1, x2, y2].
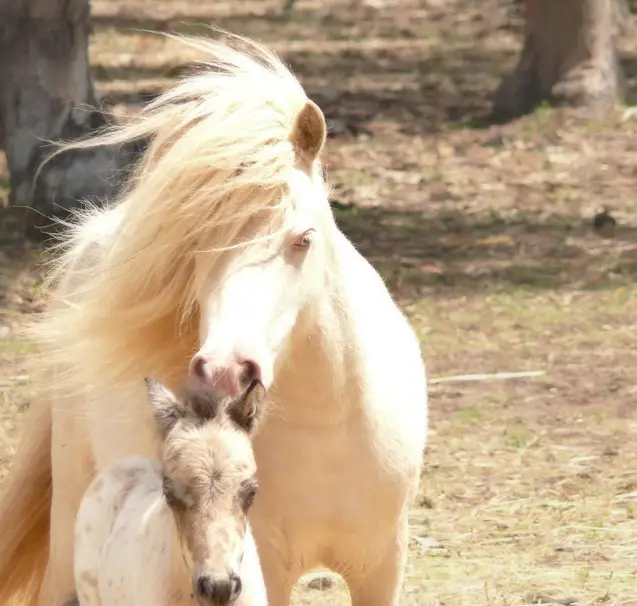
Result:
[0, 33, 428, 606]
[74, 377, 267, 606]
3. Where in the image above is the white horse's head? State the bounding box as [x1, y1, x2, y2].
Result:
[35, 33, 339, 395]
[190, 100, 331, 398]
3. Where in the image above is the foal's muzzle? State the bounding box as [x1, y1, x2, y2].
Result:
[194, 572, 242, 606]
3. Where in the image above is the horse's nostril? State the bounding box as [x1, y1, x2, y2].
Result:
[189, 355, 208, 382]
[240, 359, 261, 387]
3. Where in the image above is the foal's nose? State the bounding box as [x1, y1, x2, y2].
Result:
[189, 353, 261, 398]
[194, 572, 242, 605]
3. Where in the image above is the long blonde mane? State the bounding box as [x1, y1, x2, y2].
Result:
[29, 31, 320, 392]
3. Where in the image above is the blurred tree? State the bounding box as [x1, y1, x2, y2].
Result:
[492, 0, 628, 120]
[0, 0, 135, 235]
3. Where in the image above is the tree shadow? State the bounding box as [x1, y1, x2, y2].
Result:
[94, 42, 513, 133]
[90, 0, 522, 132]
[3, 200, 635, 315]
[618, 55, 637, 106]
[332, 204, 637, 297]
[0, 209, 46, 318]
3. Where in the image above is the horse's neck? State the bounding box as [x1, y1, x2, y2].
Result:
[273, 230, 387, 425]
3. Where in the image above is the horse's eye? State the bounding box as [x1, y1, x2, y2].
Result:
[292, 229, 315, 250]
[242, 487, 258, 512]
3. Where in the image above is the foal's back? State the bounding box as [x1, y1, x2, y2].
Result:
[74, 456, 190, 606]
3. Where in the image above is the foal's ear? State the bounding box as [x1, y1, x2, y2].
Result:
[290, 100, 327, 168]
[227, 382, 266, 434]
[144, 377, 187, 438]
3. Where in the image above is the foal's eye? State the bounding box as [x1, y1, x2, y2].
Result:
[162, 477, 183, 509]
[292, 229, 315, 250]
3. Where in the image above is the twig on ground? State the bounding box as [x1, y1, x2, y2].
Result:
[430, 371, 545, 384]
[0, 375, 29, 388]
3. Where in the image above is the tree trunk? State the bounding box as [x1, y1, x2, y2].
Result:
[492, 0, 626, 121]
[0, 0, 137, 235]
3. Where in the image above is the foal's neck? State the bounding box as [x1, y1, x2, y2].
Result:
[167, 502, 193, 601]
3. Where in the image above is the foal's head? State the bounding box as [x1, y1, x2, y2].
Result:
[144, 377, 264, 606]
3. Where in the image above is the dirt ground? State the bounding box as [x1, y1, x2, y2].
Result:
[1, 0, 636, 604]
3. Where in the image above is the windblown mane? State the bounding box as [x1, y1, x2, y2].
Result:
[28, 32, 319, 391]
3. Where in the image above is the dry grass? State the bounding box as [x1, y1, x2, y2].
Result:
[1, 0, 637, 604]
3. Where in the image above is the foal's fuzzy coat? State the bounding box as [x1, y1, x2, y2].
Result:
[74, 378, 267, 606]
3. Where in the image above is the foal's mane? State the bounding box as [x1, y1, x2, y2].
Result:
[29, 32, 323, 392]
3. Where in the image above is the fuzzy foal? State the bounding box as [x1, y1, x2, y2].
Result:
[73, 378, 267, 606]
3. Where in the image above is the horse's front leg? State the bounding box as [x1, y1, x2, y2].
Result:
[344, 513, 410, 606]
[248, 517, 298, 606]
[250, 542, 295, 606]
[39, 401, 94, 606]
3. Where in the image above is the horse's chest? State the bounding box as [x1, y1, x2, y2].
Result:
[253, 416, 407, 535]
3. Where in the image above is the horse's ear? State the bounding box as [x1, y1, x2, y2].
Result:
[290, 100, 326, 168]
[144, 377, 186, 438]
[227, 382, 266, 434]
